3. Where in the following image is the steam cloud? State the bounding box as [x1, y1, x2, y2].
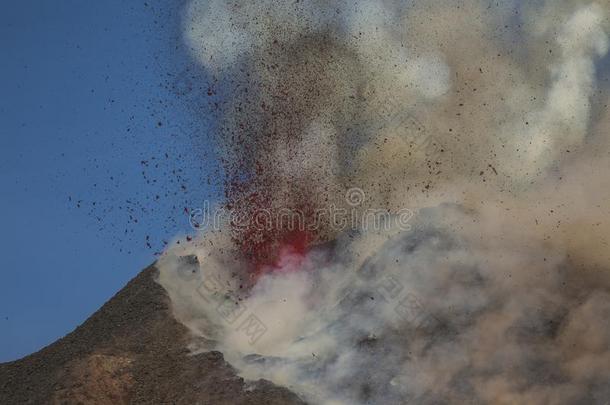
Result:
[158, 1, 610, 404]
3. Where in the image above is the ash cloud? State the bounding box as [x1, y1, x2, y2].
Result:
[158, 1, 610, 404]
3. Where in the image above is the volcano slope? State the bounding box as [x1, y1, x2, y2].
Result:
[0, 265, 305, 405]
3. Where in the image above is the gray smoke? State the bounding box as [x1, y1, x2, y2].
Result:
[158, 1, 610, 404]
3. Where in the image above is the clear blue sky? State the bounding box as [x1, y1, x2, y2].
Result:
[0, 1, 220, 362]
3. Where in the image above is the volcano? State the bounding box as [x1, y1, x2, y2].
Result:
[0, 265, 304, 405]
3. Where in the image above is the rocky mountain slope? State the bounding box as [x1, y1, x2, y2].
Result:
[0, 265, 304, 404]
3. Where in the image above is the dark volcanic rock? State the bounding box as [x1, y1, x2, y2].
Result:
[0, 265, 305, 404]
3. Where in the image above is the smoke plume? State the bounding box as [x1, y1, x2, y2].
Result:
[158, 1, 610, 404]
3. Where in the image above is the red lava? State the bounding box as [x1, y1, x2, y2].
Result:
[225, 174, 319, 278]
[247, 229, 312, 279]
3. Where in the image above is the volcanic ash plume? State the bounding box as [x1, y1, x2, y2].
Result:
[158, 1, 610, 404]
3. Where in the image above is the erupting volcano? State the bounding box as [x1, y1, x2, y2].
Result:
[4, 1, 610, 404]
[224, 181, 316, 276]
[158, 1, 610, 404]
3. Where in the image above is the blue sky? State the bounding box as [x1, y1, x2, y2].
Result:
[0, 1, 220, 362]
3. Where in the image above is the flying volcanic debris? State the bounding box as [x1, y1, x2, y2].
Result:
[158, 1, 610, 404]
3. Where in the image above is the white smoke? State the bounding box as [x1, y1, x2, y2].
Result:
[502, 3, 608, 177]
[158, 1, 610, 404]
[159, 204, 610, 404]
